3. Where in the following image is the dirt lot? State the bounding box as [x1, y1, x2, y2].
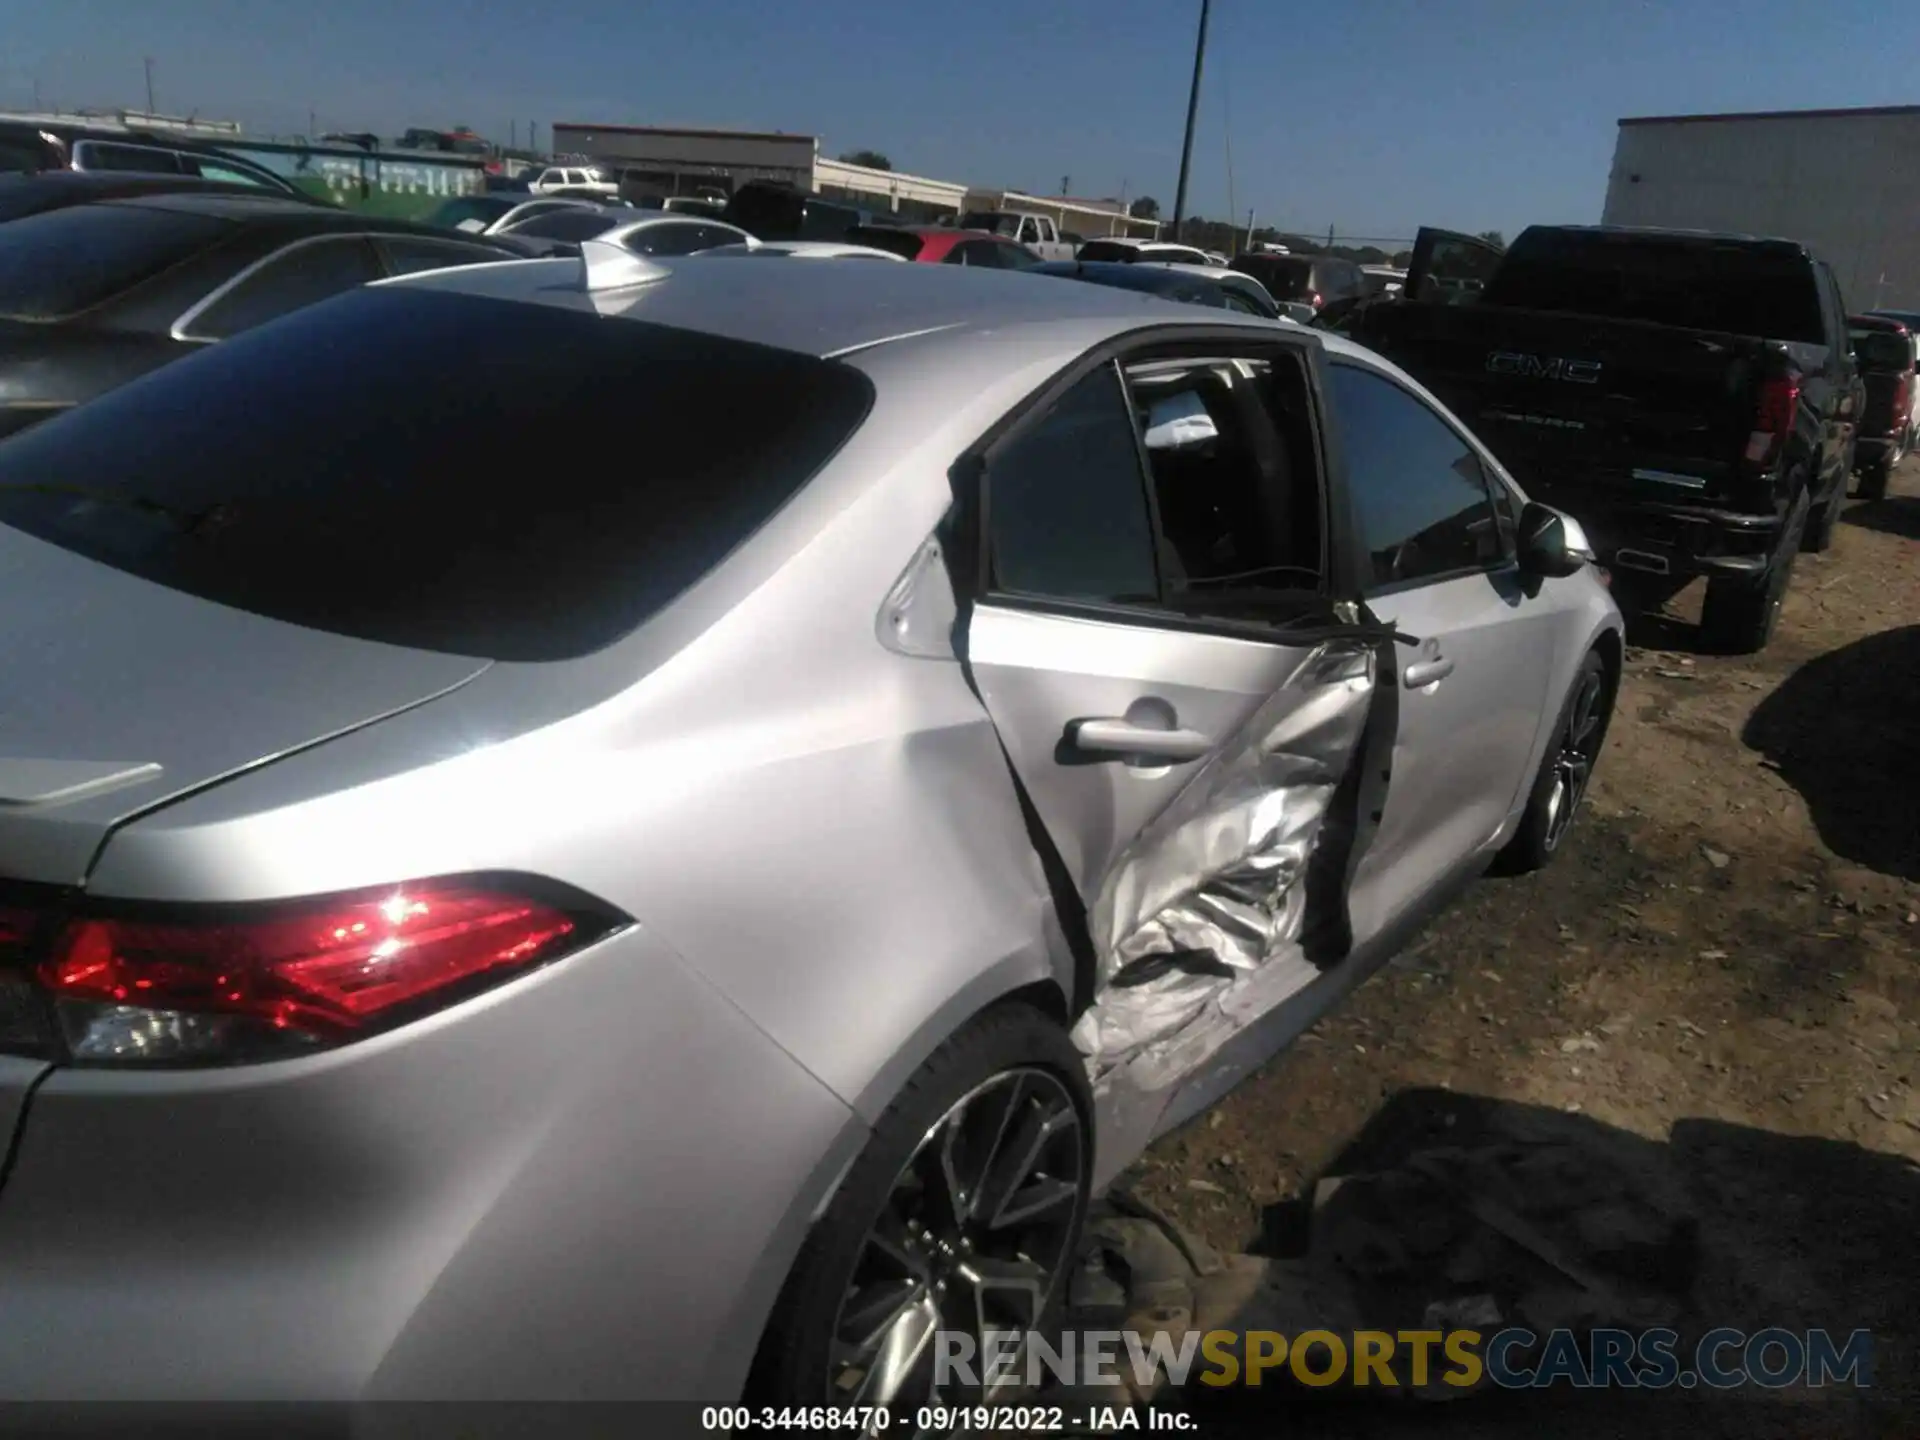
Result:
[1120, 466, 1920, 1435]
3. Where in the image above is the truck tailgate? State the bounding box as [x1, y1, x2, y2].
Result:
[1364, 303, 1773, 501]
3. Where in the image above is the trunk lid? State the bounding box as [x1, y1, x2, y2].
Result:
[1362, 301, 1776, 501]
[0, 525, 489, 886]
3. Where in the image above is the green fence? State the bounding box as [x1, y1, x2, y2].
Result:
[221, 139, 489, 222]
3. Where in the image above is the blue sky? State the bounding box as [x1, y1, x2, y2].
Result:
[4, 0, 1911, 241]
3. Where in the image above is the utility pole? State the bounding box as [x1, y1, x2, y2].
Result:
[144, 57, 156, 114]
[1171, 0, 1211, 236]
[1246, 207, 1256, 252]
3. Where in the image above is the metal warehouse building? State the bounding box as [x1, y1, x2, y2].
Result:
[1602, 104, 1920, 312]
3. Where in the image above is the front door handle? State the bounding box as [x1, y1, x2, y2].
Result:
[1070, 718, 1214, 762]
[1403, 654, 1455, 689]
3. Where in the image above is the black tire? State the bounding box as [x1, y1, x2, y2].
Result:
[747, 1002, 1093, 1411]
[1494, 647, 1615, 875]
[1803, 476, 1843, 553]
[1701, 493, 1806, 654]
[1858, 461, 1890, 502]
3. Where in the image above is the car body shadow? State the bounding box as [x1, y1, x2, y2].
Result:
[1177, 1087, 1918, 1436]
[1841, 495, 1920, 541]
[1742, 624, 1919, 881]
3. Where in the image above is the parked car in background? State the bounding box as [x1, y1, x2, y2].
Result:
[489, 206, 753, 256]
[0, 249, 1617, 1409]
[425, 194, 600, 235]
[0, 171, 326, 225]
[1348, 225, 1863, 653]
[1847, 313, 1916, 500]
[697, 240, 905, 260]
[1362, 264, 1408, 298]
[1075, 235, 1216, 267]
[527, 164, 618, 197]
[1032, 258, 1276, 316]
[0, 119, 303, 198]
[661, 196, 728, 219]
[845, 224, 1041, 268]
[1231, 252, 1368, 313]
[722, 180, 874, 243]
[955, 209, 1077, 260]
[1868, 307, 1920, 332]
[1137, 262, 1286, 318]
[0, 190, 529, 438]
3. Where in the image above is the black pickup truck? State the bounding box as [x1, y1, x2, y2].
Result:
[1345, 225, 1863, 652]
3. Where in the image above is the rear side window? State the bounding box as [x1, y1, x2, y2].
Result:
[379, 235, 513, 275]
[506, 209, 617, 241]
[987, 364, 1159, 604]
[76, 142, 185, 175]
[1483, 233, 1825, 342]
[0, 287, 875, 661]
[1077, 240, 1136, 263]
[182, 236, 382, 341]
[1326, 364, 1502, 591]
[0, 203, 229, 319]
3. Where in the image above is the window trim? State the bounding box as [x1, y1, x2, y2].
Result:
[962, 326, 1342, 643]
[71, 138, 291, 195]
[171, 231, 385, 343]
[1324, 356, 1514, 598]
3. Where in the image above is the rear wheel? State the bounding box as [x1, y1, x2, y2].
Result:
[1702, 492, 1806, 654]
[1803, 474, 1844, 553]
[748, 1004, 1092, 1418]
[1858, 460, 1891, 502]
[1495, 647, 1614, 875]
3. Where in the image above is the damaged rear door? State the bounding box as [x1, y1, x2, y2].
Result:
[956, 332, 1384, 1089]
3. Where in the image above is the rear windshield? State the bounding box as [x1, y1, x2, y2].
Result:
[1853, 329, 1912, 371]
[0, 287, 874, 661]
[1482, 232, 1824, 342]
[0, 203, 230, 319]
[960, 213, 1021, 238]
[846, 227, 925, 260]
[505, 208, 618, 241]
[1230, 254, 1312, 299]
[1076, 240, 1138, 262]
[428, 196, 516, 229]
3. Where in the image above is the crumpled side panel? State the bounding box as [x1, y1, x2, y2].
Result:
[1071, 642, 1376, 1082]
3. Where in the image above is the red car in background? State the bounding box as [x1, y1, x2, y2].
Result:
[845, 224, 1043, 268]
[1848, 312, 1917, 500]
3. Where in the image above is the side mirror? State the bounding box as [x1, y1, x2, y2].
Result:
[1517, 501, 1596, 579]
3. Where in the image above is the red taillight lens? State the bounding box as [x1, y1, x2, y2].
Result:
[1309, 291, 1323, 309]
[23, 881, 614, 1066]
[1744, 371, 1801, 469]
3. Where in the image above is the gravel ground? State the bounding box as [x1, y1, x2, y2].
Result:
[1117, 462, 1920, 1437]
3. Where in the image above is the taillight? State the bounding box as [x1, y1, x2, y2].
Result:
[1743, 371, 1801, 471]
[1896, 373, 1913, 425]
[1309, 291, 1324, 309]
[4, 879, 617, 1067]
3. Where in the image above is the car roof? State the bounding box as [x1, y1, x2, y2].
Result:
[1525, 223, 1809, 254]
[90, 192, 521, 245]
[381, 251, 1354, 357]
[0, 172, 313, 220]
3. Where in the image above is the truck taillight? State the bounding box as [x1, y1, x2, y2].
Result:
[1743, 371, 1801, 470]
[1896, 373, 1913, 424]
[1, 879, 621, 1066]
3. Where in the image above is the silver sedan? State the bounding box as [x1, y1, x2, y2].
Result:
[0, 252, 1620, 1408]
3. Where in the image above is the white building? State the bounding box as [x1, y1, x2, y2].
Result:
[1603, 104, 1920, 312]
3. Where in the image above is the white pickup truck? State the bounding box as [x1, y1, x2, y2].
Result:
[956, 209, 1077, 261]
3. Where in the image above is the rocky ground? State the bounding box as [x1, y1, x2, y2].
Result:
[1110, 465, 1920, 1437]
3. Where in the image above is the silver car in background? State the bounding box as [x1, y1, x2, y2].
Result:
[0, 249, 1620, 1409]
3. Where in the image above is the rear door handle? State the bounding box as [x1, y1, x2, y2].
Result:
[1403, 655, 1455, 689]
[1070, 718, 1214, 762]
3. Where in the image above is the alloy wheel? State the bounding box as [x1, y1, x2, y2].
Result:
[1543, 666, 1608, 852]
[826, 1067, 1086, 1422]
